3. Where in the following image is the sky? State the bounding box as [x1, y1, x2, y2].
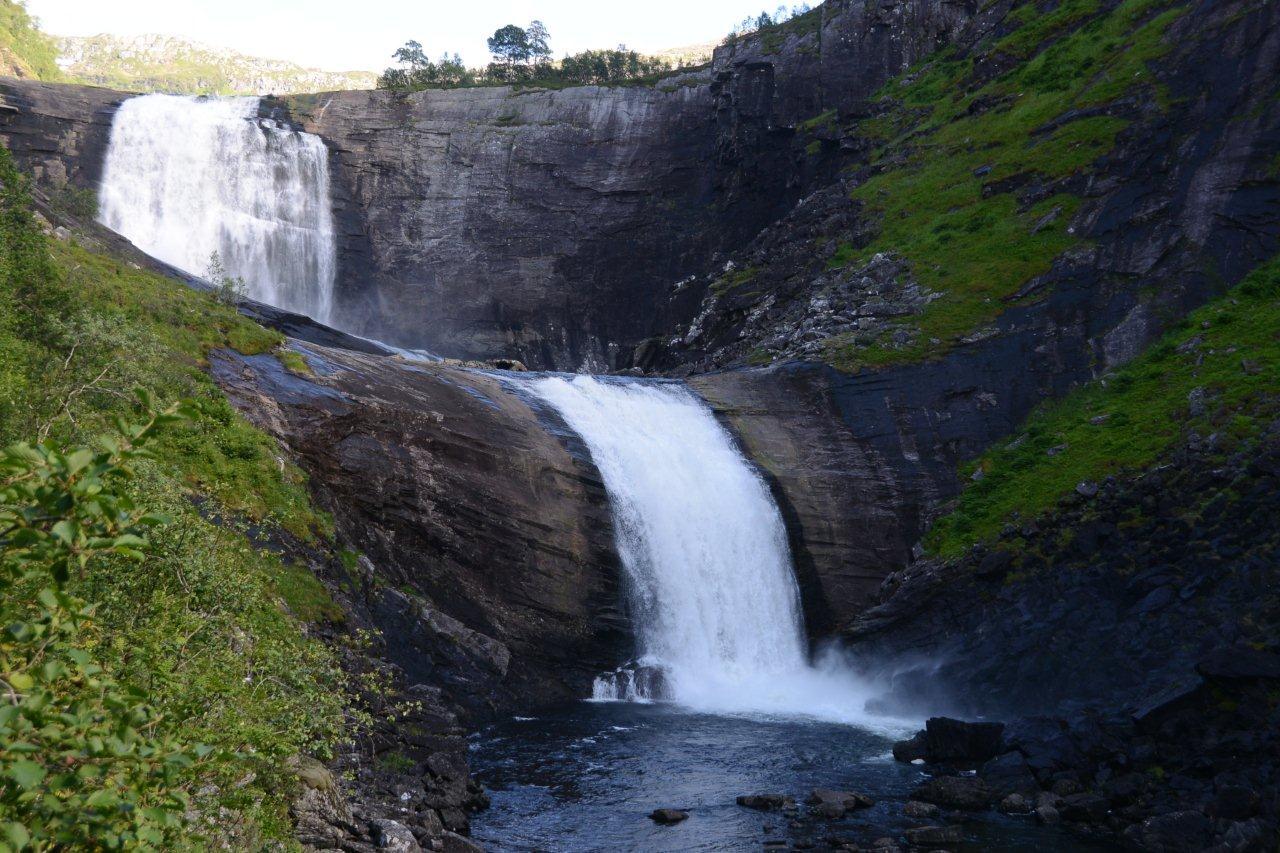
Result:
[26, 0, 790, 72]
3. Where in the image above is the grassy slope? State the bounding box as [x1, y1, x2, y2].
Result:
[0, 150, 348, 844]
[822, 0, 1186, 369]
[927, 256, 1280, 556]
[0, 0, 61, 80]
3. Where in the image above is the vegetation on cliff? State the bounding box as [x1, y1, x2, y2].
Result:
[0, 0, 60, 81]
[0, 147, 350, 846]
[822, 0, 1187, 369]
[378, 20, 687, 92]
[927, 255, 1280, 556]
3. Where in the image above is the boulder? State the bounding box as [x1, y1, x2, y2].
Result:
[807, 789, 873, 810]
[902, 800, 940, 819]
[904, 824, 964, 846]
[736, 793, 795, 811]
[999, 793, 1030, 813]
[1058, 793, 1110, 823]
[978, 751, 1040, 798]
[648, 808, 689, 824]
[924, 717, 1005, 764]
[370, 819, 422, 852]
[1123, 811, 1213, 852]
[1035, 805, 1061, 825]
[911, 776, 994, 811]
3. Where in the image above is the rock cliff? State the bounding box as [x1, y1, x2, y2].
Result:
[208, 343, 627, 713]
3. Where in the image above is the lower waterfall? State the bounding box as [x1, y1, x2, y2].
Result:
[528, 374, 893, 726]
[97, 94, 337, 323]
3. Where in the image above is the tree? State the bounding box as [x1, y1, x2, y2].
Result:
[526, 20, 552, 62]
[488, 24, 531, 66]
[392, 39, 428, 69]
[204, 251, 246, 306]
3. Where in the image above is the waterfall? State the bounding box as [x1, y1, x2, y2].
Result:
[527, 375, 892, 725]
[97, 94, 337, 323]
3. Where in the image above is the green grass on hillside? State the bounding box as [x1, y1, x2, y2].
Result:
[0, 0, 61, 80]
[0, 147, 348, 845]
[823, 0, 1187, 370]
[926, 255, 1280, 557]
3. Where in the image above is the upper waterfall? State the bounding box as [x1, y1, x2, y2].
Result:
[527, 375, 897, 727]
[97, 94, 337, 323]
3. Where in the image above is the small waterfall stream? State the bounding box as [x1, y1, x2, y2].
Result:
[528, 374, 892, 725]
[97, 94, 337, 323]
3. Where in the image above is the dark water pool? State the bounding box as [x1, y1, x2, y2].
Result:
[470, 702, 1117, 852]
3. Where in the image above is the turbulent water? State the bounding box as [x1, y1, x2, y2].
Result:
[526, 375, 899, 725]
[97, 94, 337, 323]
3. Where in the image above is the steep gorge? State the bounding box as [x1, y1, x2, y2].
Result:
[1, 0, 1278, 847]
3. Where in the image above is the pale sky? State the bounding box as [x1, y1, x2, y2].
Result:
[27, 0, 786, 72]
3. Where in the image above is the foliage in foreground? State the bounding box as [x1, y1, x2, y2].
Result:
[0, 400, 205, 850]
[0, 146, 348, 846]
[927, 255, 1280, 557]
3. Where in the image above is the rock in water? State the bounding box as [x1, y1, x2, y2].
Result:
[892, 731, 927, 763]
[924, 717, 1006, 763]
[737, 794, 795, 811]
[803, 783, 875, 819]
[904, 825, 964, 846]
[649, 808, 689, 824]
[902, 800, 940, 819]
[912, 776, 995, 810]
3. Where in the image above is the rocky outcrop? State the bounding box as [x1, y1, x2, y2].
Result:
[662, 0, 1280, 377]
[691, 352, 1061, 632]
[855, 421, 1280, 849]
[848, 418, 1280, 719]
[209, 343, 627, 713]
[0, 78, 123, 188]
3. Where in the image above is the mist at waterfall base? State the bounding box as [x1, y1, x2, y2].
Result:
[97, 94, 337, 323]
[526, 374, 909, 729]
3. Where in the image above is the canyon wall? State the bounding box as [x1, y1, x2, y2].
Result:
[267, 0, 987, 369]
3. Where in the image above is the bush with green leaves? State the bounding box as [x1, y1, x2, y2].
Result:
[0, 396, 209, 850]
[0, 144, 349, 846]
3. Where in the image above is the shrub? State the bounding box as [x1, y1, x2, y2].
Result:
[0, 397, 208, 850]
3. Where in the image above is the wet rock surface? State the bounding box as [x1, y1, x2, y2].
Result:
[858, 421, 1280, 850]
[209, 344, 628, 714]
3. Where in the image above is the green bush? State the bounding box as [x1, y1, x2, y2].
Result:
[0, 399, 207, 850]
[0, 144, 348, 846]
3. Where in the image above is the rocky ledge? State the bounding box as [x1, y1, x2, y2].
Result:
[847, 418, 1280, 850]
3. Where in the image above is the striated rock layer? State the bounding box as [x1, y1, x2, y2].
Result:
[209, 343, 628, 713]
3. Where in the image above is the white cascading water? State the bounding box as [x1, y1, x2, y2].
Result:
[97, 94, 337, 323]
[528, 375, 902, 729]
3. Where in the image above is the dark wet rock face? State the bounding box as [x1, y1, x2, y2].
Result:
[0, 79, 123, 188]
[209, 344, 628, 713]
[659, 0, 1280, 378]
[866, 422, 1280, 850]
[267, 0, 984, 369]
